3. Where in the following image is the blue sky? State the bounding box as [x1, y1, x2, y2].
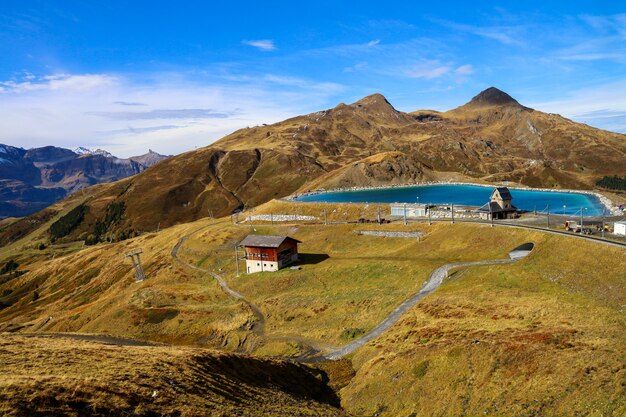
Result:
[1, 1, 625, 157]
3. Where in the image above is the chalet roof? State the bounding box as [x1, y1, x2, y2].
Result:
[493, 187, 513, 200]
[239, 235, 301, 248]
[477, 201, 518, 213]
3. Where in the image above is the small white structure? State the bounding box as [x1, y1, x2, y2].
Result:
[614, 221, 626, 236]
[390, 203, 429, 218]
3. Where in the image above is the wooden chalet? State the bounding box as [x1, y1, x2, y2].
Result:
[239, 235, 300, 274]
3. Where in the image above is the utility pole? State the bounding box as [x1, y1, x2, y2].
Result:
[377, 207, 381, 224]
[323, 210, 328, 225]
[602, 207, 606, 239]
[235, 244, 240, 277]
[489, 203, 494, 227]
[126, 249, 145, 282]
[579, 207, 586, 234]
[546, 204, 550, 228]
[403, 203, 407, 225]
[270, 213, 274, 225]
[208, 209, 214, 223]
[451, 203, 455, 224]
[428, 203, 432, 226]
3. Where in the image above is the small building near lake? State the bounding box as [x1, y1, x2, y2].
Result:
[390, 203, 429, 218]
[240, 235, 300, 274]
[477, 187, 518, 220]
[614, 220, 626, 236]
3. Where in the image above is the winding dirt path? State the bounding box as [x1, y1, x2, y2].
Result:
[319, 258, 518, 361]
[171, 231, 332, 359]
[171, 223, 533, 362]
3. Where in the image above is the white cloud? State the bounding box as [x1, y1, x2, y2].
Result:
[556, 52, 624, 61]
[455, 64, 474, 75]
[242, 39, 276, 51]
[404, 60, 451, 79]
[343, 62, 368, 73]
[0, 71, 344, 157]
[0, 73, 118, 94]
[434, 19, 526, 47]
[531, 79, 626, 133]
[367, 39, 380, 47]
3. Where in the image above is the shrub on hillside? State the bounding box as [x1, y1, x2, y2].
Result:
[90, 201, 127, 245]
[0, 260, 18, 275]
[596, 175, 626, 191]
[49, 204, 88, 240]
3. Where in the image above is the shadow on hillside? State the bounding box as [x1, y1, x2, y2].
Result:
[297, 253, 330, 265]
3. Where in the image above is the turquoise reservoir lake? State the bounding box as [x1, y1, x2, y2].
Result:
[295, 184, 606, 216]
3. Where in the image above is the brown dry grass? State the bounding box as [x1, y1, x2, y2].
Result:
[0, 333, 345, 416]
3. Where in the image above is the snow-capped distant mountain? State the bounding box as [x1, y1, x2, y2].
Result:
[0, 144, 26, 164]
[73, 147, 116, 158]
[73, 146, 91, 155]
[0, 144, 170, 219]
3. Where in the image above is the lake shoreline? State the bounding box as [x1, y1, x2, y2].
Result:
[286, 181, 621, 216]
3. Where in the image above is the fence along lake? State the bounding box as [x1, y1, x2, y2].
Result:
[296, 184, 606, 216]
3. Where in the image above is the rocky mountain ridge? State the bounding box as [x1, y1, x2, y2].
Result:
[0, 145, 170, 219]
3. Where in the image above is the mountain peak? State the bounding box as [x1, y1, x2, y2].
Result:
[350, 93, 397, 112]
[352, 93, 390, 105]
[467, 87, 522, 108]
[74, 147, 116, 158]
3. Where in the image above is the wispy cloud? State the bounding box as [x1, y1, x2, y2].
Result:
[0, 71, 344, 157]
[556, 52, 624, 61]
[531, 79, 626, 133]
[404, 60, 451, 79]
[434, 19, 526, 46]
[242, 39, 276, 51]
[579, 13, 626, 36]
[0, 73, 118, 94]
[574, 110, 626, 134]
[343, 62, 368, 73]
[86, 108, 234, 120]
[367, 39, 380, 47]
[113, 101, 147, 106]
[455, 64, 474, 75]
[101, 125, 186, 135]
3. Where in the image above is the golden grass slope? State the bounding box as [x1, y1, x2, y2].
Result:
[0, 334, 345, 416]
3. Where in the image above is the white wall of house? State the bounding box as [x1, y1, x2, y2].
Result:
[614, 222, 626, 236]
[246, 260, 279, 274]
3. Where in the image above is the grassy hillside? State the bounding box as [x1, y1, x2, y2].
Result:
[341, 236, 626, 416]
[0, 334, 345, 416]
[0, 199, 624, 415]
